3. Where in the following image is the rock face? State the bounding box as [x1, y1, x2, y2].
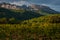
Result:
[0, 2, 18, 9]
[28, 4, 39, 10]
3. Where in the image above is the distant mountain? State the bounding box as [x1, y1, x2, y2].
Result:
[28, 4, 60, 14]
[0, 2, 18, 9]
[0, 2, 59, 14]
[0, 2, 30, 10]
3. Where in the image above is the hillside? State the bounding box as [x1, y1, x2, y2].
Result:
[0, 8, 42, 24]
[29, 4, 60, 14]
[22, 14, 60, 24]
[0, 7, 60, 24]
[0, 1, 60, 40]
[0, 15, 60, 40]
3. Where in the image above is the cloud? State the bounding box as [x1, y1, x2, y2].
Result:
[0, 1, 1, 3]
[0, 0, 60, 5]
[10, 1, 31, 6]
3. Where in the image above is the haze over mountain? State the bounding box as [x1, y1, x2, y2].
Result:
[0, 0, 60, 12]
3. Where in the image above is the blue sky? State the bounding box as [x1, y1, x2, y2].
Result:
[0, 0, 60, 12]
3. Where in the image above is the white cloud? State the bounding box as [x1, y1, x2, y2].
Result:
[0, 1, 1, 3]
[10, 1, 31, 6]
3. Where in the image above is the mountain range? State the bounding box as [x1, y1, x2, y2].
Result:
[0, 2, 59, 14]
[0, 0, 60, 12]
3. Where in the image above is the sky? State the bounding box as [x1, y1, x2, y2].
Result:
[0, 0, 60, 12]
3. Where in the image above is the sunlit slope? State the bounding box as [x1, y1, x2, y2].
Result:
[0, 14, 60, 40]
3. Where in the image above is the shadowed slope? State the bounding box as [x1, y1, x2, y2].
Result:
[0, 8, 42, 23]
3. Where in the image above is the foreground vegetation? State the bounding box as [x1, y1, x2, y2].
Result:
[0, 14, 60, 40]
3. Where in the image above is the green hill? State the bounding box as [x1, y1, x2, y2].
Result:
[0, 14, 60, 40]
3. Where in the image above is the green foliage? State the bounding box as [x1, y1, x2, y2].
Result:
[0, 14, 60, 40]
[0, 8, 60, 40]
